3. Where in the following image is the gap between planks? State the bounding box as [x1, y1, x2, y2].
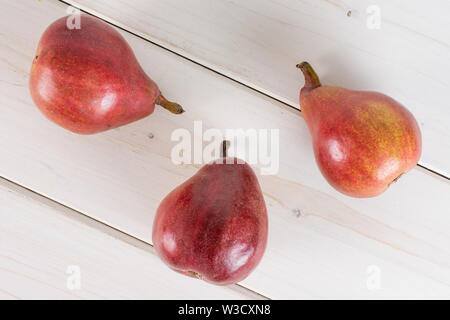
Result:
[59, 0, 450, 182]
[0, 175, 270, 300]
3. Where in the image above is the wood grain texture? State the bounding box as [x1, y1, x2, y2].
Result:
[0, 0, 449, 298]
[67, 0, 450, 177]
[0, 177, 259, 300]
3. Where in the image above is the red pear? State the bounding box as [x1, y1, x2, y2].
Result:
[29, 15, 183, 134]
[152, 142, 268, 285]
[297, 62, 422, 198]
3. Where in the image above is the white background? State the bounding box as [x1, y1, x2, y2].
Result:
[0, 0, 449, 299]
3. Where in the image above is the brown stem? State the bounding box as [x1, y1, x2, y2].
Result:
[187, 270, 203, 280]
[221, 140, 230, 158]
[296, 61, 321, 89]
[156, 93, 185, 114]
[388, 172, 404, 187]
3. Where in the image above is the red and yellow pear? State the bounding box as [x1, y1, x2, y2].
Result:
[297, 62, 422, 198]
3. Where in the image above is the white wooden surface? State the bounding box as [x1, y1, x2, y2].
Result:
[67, 0, 450, 177]
[0, 0, 449, 299]
[0, 177, 258, 299]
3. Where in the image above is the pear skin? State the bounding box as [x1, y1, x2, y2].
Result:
[30, 15, 183, 134]
[153, 144, 268, 285]
[297, 62, 422, 198]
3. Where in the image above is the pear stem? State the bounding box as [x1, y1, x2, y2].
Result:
[221, 140, 230, 158]
[187, 271, 203, 280]
[156, 94, 185, 114]
[296, 61, 321, 89]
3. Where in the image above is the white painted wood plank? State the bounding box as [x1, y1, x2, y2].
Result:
[0, 177, 258, 299]
[0, 289, 16, 300]
[0, 0, 449, 298]
[68, 0, 450, 177]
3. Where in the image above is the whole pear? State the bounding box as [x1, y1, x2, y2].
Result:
[297, 62, 422, 198]
[152, 142, 268, 285]
[29, 15, 183, 134]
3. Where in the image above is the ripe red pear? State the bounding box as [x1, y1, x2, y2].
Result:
[152, 142, 268, 285]
[297, 62, 422, 198]
[29, 15, 183, 134]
